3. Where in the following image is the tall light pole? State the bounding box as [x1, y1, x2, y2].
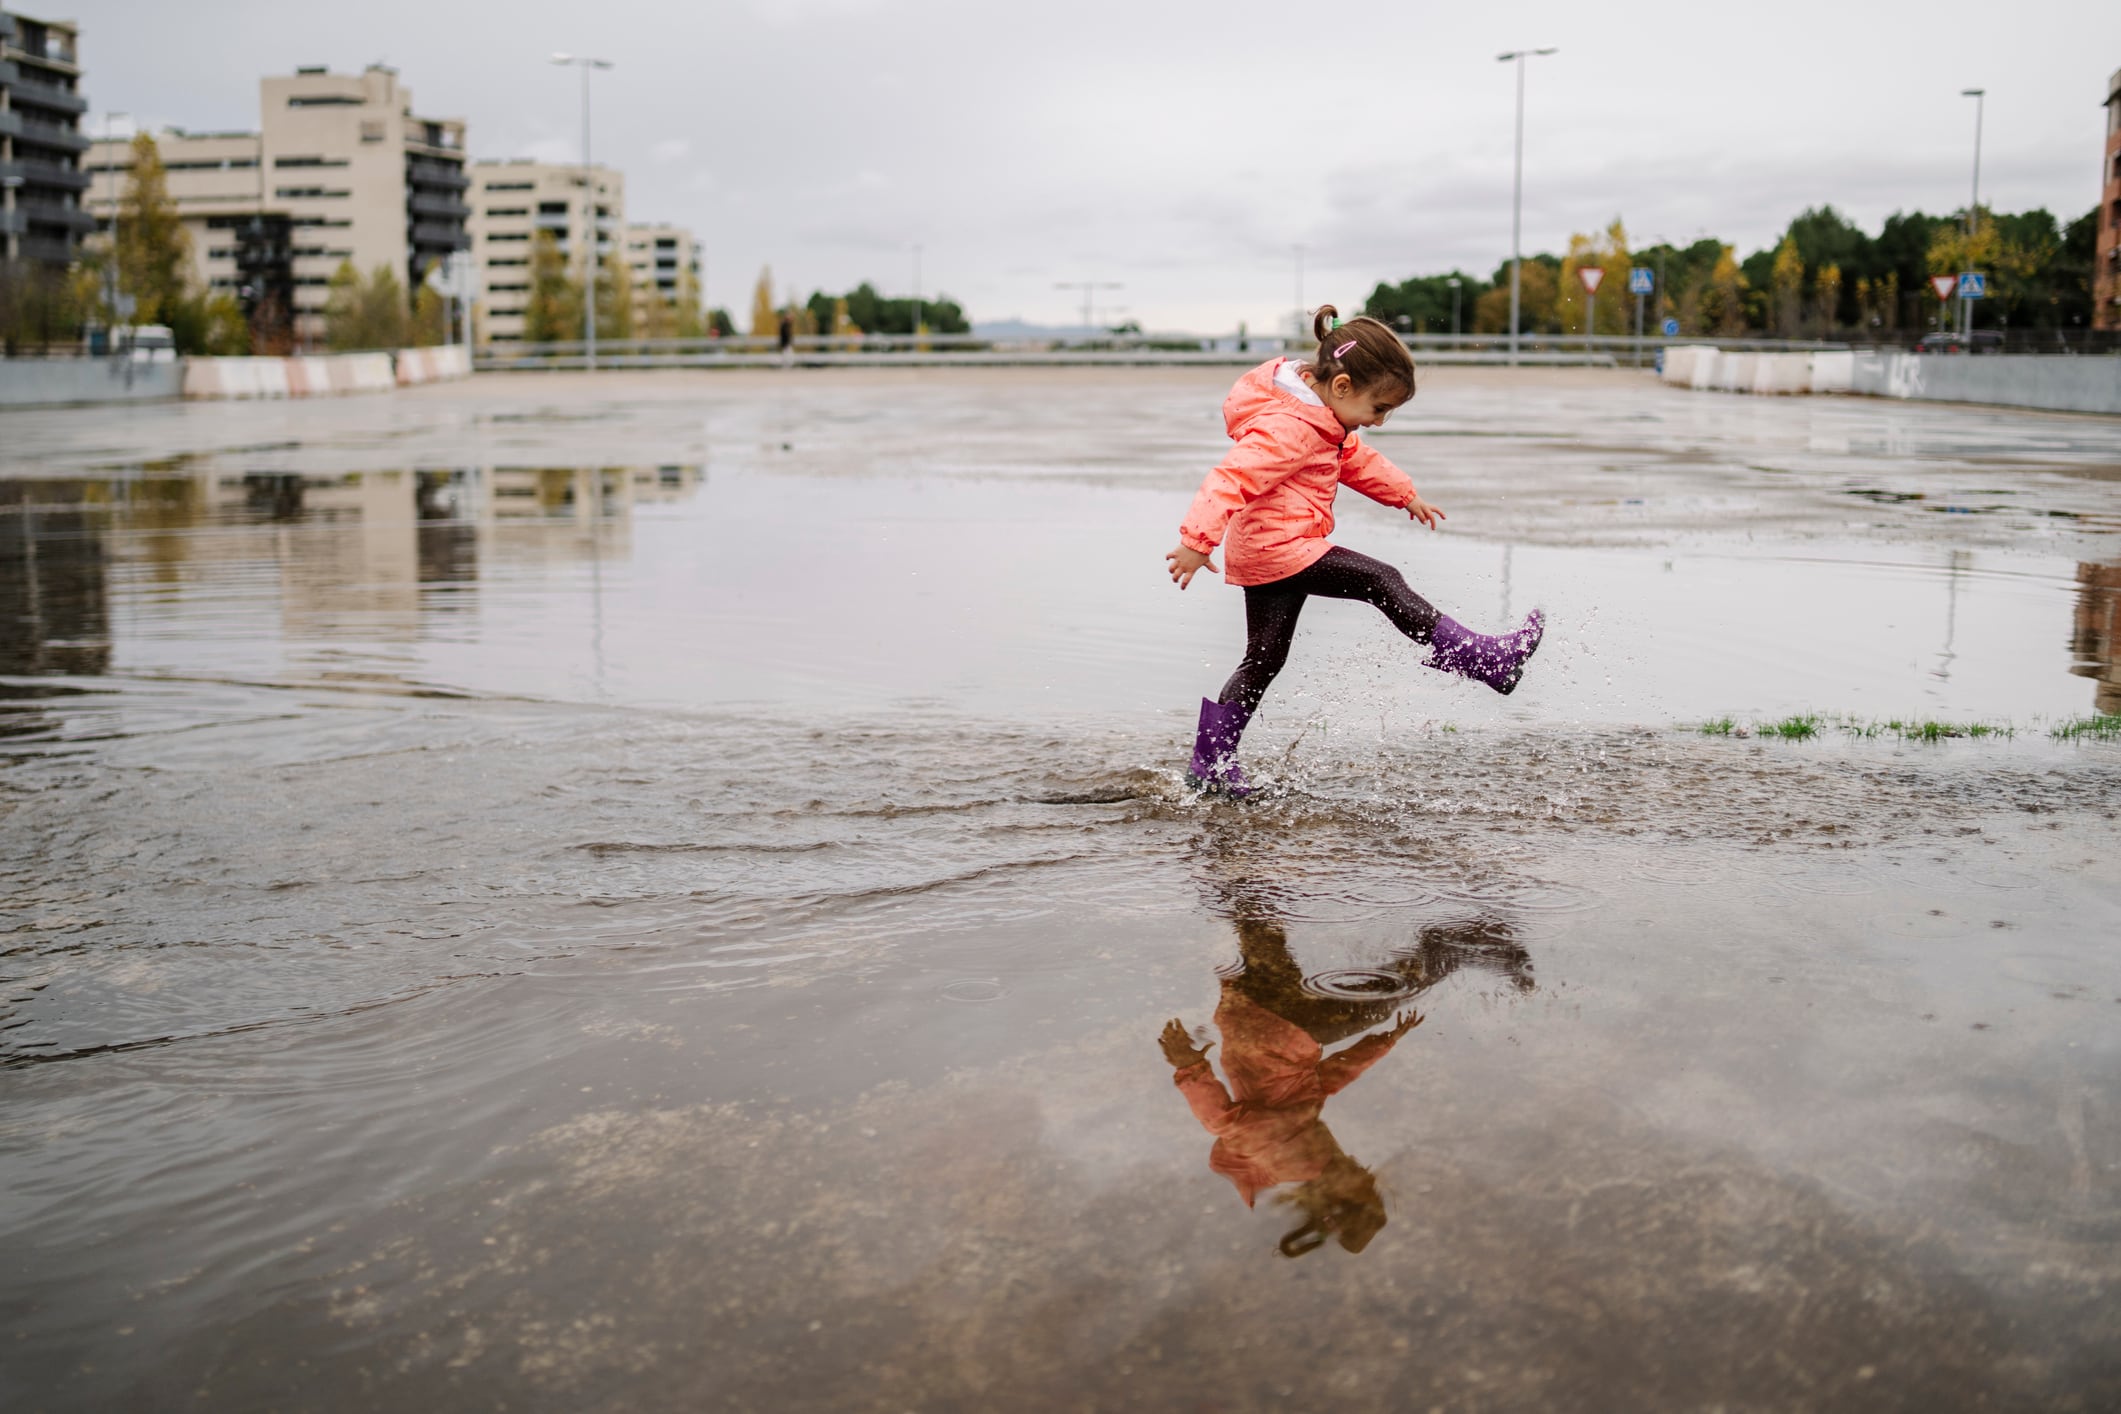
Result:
[1960, 87, 1984, 339]
[551, 53, 613, 370]
[1447, 276, 1462, 337]
[1054, 280, 1121, 337]
[1497, 48, 1556, 367]
[101, 111, 130, 335]
[910, 243, 922, 340]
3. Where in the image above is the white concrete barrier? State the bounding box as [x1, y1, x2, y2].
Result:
[251, 358, 291, 399]
[431, 345, 470, 380]
[1809, 351, 1855, 395]
[1713, 352, 1758, 392]
[285, 357, 331, 397]
[1751, 353, 1811, 395]
[1661, 345, 1716, 385]
[394, 348, 436, 386]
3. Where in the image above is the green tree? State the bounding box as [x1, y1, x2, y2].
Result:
[1472, 255, 1559, 334]
[0, 262, 83, 355]
[1363, 270, 1487, 333]
[115, 134, 190, 326]
[523, 231, 582, 344]
[704, 306, 737, 337]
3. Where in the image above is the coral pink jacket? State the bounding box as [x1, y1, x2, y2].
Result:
[1178, 358, 1418, 587]
[1172, 991, 1402, 1207]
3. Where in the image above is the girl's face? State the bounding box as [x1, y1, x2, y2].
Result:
[1316, 371, 1409, 432]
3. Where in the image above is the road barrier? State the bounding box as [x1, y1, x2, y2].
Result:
[174, 348, 467, 401]
[1661, 344, 2120, 415]
[0, 357, 184, 408]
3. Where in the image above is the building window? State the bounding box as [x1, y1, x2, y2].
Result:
[361, 121, 386, 143]
[484, 181, 534, 192]
[289, 95, 364, 107]
[483, 208, 530, 218]
[487, 232, 530, 243]
[276, 187, 350, 199]
[487, 258, 529, 268]
[275, 155, 350, 168]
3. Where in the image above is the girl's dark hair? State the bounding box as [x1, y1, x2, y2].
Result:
[1309, 305, 1416, 402]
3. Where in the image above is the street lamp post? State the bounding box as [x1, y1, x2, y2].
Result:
[1497, 48, 1556, 367]
[551, 53, 614, 371]
[1293, 243, 1305, 341]
[1447, 276, 1462, 338]
[1960, 87, 1984, 340]
[911, 243, 922, 342]
[101, 111, 130, 340]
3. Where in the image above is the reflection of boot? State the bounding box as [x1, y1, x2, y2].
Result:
[1425, 610, 1545, 695]
[1187, 697, 1254, 797]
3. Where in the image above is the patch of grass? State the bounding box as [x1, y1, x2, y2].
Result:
[1763, 714, 1822, 740]
[1697, 716, 1735, 736]
[2051, 714, 2121, 741]
[1867, 718, 2014, 742]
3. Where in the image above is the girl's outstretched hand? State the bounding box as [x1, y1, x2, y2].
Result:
[1406, 495, 1446, 530]
[1166, 543, 1218, 589]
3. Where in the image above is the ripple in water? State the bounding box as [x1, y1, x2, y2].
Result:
[1301, 968, 1423, 1001]
[940, 978, 1007, 1003]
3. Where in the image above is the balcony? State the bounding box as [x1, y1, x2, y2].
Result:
[409, 191, 470, 221]
[19, 233, 76, 263]
[8, 73, 86, 116]
[20, 198, 96, 233]
[0, 157, 90, 191]
[17, 117, 89, 154]
[409, 221, 468, 249]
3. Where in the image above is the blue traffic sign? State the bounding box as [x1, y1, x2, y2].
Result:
[1661, 317, 1680, 337]
[1957, 271, 1986, 299]
[1628, 267, 1655, 295]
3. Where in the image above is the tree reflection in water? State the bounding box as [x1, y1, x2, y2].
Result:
[1162, 892, 1532, 1257]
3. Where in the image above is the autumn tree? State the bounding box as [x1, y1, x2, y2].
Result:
[595, 249, 633, 341]
[523, 231, 582, 344]
[322, 262, 410, 350]
[1768, 235, 1805, 336]
[750, 267, 777, 336]
[1557, 219, 1632, 336]
[115, 134, 191, 326]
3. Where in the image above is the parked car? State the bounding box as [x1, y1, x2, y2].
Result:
[83, 324, 177, 361]
[1915, 330, 2003, 355]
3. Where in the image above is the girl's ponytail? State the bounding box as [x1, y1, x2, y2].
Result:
[1307, 304, 1416, 403]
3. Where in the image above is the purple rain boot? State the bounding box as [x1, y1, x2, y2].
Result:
[1186, 697, 1255, 798]
[1424, 610, 1546, 695]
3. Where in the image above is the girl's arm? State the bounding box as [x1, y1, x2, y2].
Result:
[1177, 423, 1307, 558]
[1338, 439, 1444, 528]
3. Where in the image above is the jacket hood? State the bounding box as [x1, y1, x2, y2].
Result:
[1223, 358, 1347, 445]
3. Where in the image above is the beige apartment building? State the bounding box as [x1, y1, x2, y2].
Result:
[87, 65, 467, 344]
[468, 159, 622, 344]
[2098, 65, 2120, 331]
[624, 222, 701, 330]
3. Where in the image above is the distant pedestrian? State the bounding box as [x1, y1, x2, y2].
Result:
[1166, 305, 1545, 797]
[777, 309, 794, 368]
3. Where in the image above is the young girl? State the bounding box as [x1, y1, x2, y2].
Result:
[1166, 306, 1544, 796]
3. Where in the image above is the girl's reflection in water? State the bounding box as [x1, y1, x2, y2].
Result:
[1161, 898, 1532, 1257]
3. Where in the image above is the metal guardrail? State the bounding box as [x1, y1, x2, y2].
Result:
[475, 331, 1742, 372]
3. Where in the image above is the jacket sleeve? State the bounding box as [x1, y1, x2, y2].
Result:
[1337, 436, 1416, 510]
[1317, 1031, 1399, 1096]
[1172, 1061, 1239, 1134]
[1178, 422, 1305, 554]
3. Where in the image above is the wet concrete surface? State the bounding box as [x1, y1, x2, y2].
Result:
[2, 368, 2119, 1410]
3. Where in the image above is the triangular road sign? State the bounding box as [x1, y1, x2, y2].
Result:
[1929, 274, 1957, 302]
[1578, 267, 1605, 294]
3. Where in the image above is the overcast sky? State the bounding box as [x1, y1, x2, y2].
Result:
[67, 0, 2121, 331]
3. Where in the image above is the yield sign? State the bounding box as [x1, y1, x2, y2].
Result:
[1578, 267, 1605, 294]
[1929, 274, 1958, 302]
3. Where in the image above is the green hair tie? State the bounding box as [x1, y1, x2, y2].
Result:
[1330, 316, 1342, 329]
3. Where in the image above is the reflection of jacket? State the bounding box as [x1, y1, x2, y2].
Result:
[1172, 989, 1401, 1206]
[1178, 359, 1418, 587]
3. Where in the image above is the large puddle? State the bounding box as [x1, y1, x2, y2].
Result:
[3, 368, 2119, 1410]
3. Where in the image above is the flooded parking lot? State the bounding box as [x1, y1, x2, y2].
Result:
[3, 367, 2119, 1410]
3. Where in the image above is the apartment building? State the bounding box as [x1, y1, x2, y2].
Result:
[87, 65, 467, 344]
[0, 8, 92, 266]
[624, 222, 701, 329]
[468, 159, 623, 344]
[2098, 65, 2120, 331]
